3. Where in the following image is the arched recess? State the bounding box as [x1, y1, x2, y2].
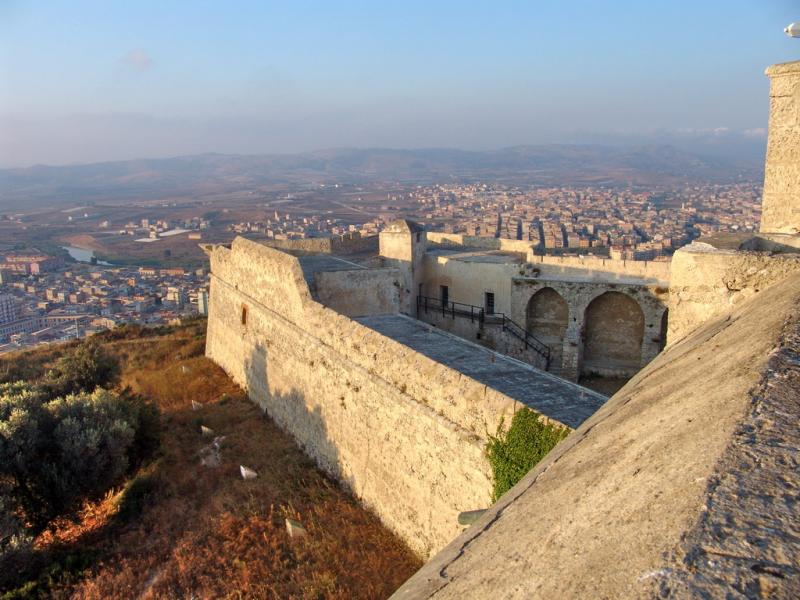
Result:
[659, 308, 669, 351]
[581, 291, 644, 377]
[526, 287, 568, 369]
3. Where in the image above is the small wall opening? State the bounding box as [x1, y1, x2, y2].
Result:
[659, 308, 669, 351]
[485, 292, 495, 315]
[241, 304, 248, 326]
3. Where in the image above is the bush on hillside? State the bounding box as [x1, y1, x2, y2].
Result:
[0, 382, 159, 528]
[44, 340, 120, 397]
[485, 408, 570, 501]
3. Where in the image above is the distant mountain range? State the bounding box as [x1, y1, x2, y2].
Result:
[0, 145, 763, 210]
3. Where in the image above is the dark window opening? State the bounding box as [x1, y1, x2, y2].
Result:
[440, 285, 449, 306]
[241, 304, 248, 326]
[416, 232, 421, 243]
[485, 292, 495, 315]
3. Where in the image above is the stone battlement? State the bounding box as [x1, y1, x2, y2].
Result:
[204, 237, 605, 558]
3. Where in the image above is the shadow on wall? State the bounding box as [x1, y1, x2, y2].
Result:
[244, 341, 338, 467]
[242, 342, 355, 501]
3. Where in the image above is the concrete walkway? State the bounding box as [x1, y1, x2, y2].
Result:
[355, 314, 607, 429]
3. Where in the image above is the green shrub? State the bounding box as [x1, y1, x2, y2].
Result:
[0, 383, 159, 528]
[485, 408, 569, 501]
[44, 340, 119, 397]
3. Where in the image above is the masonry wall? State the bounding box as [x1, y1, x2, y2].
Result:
[425, 232, 672, 284]
[422, 252, 668, 379]
[528, 254, 671, 284]
[511, 278, 667, 379]
[668, 242, 800, 342]
[314, 268, 400, 317]
[205, 237, 538, 558]
[265, 233, 379, 255]
[760, 60, 800, 235]
[426, 232, 532, 255]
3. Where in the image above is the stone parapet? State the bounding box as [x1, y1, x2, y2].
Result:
[668, 242, 800, 342]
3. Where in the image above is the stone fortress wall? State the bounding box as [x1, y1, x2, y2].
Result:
[204, 59, 800, 597]
[264, 231, 379, 255]
[394, 59, 800, 599]
[421, 237, 670, 379]
[204, 237, 557, 558]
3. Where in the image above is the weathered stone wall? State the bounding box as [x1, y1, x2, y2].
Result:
[392, 254, 800, 600]
[425, 232, 672, 284]
[380, 225, 427, 314]
[426, 232, 533, 255]
[511, 278, 667, 379]
[314, 268, 401, 317]
[422, 251, 668, 379]
[761, 60, 800, 235]
[205, 237, 546, 558]
[668, 242, 800, 342]
[528, 254, 671, 284]
[265, 232, 379, 255]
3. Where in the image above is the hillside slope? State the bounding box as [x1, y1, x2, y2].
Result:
[0, 321, 420, 599]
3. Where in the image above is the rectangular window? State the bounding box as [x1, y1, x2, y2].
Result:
[485, 292, 495, 315]
[241, 304, 248, 326]
[440, 285, 449, 306]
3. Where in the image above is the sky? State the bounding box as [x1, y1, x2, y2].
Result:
[0, 0, 798, 167]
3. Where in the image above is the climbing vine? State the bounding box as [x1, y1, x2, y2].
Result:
[485, 408, 569, 501]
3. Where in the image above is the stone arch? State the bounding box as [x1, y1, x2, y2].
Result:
[526, 287, 568, 369]
[581, 291, 644, 377]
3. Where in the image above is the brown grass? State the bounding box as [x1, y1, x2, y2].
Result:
[4, 322, 421, 599]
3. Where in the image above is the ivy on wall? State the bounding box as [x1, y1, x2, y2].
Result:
[485, 408, 570, 501]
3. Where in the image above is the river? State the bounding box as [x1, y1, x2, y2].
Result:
[62, 246, 113, 266]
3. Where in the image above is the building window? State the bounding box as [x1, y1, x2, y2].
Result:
[416, 232, 421, 243]
[485, 292, 495, 315]
[440, 285, 449, 306]
[241, 304, 248, 326]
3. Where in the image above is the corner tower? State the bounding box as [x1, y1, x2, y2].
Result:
[379, 219, 426, 314]
[761, 60, 800, 235]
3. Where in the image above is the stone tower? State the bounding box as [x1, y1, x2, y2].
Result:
[760, 60, 800, 235]
[379, 219, 426, 314]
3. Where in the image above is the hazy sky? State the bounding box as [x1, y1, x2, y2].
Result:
[1, 0, 798, 167]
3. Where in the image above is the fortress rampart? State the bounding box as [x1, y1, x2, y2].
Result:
[264, 231, 379, 255]
[205, 237, 559, 557]
[204, 59, 800, 597]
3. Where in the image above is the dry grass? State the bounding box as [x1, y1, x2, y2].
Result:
[3, 321, 421, 599]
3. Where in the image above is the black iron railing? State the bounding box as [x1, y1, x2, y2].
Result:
[496, 314, 551, 369]
[416, 295, 552, 369]
[417, 295, 485, 323]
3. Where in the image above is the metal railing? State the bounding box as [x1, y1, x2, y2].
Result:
[497, 314, 551, 369]
[416, 295, 552, 369]
[417, 295, 485, 323]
